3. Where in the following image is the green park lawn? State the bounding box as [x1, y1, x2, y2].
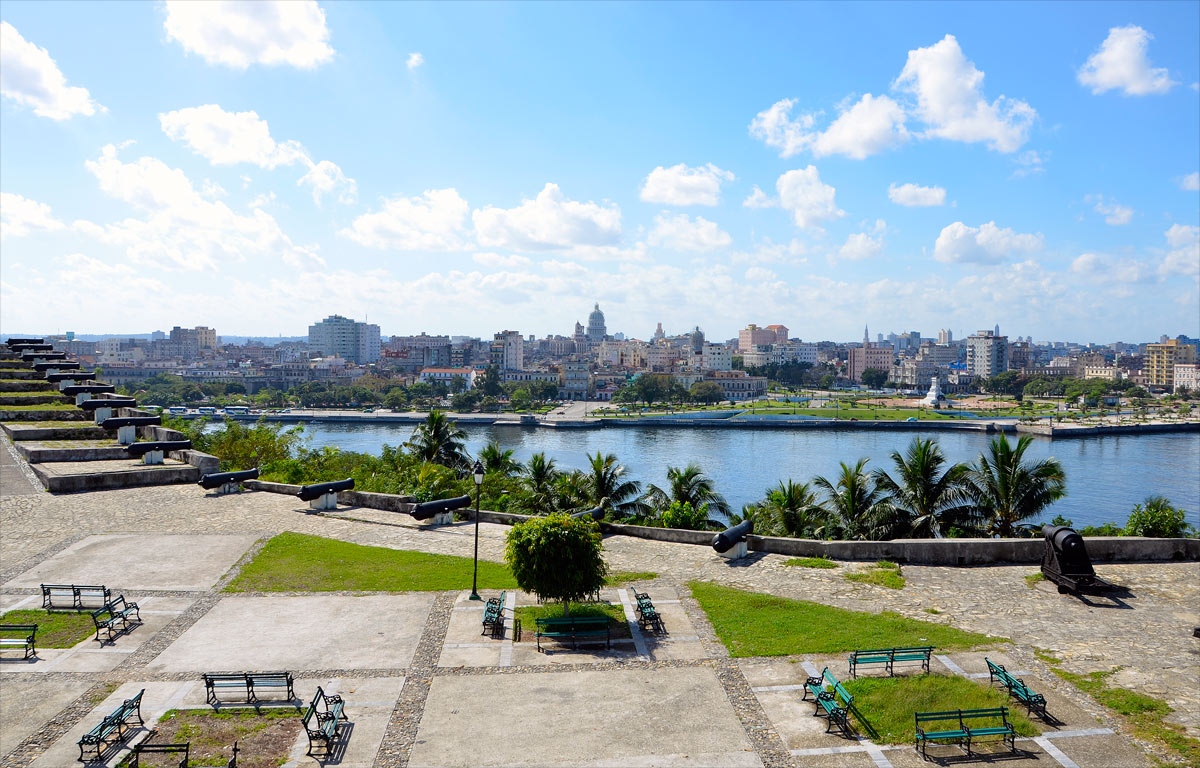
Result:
[0, 609, 96, 647]
[843, 674, 1038, 744]
[688, 581, 998, 657]
[845, 560, 907, 589]
[514, 601, 631, 640]
[785, 556, 838, 569]
[122, 708, 297, 768]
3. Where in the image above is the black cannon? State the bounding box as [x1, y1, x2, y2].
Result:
[45, 371, 96, 384]
[34, 360, 79, 372]
[570, 505, 605, 521]
[22, 350, 65, 360]
[198, 468, 260, 492]
[12, 343, 53, 353]
[5, 338, 44, 346]
[79, 398, 136, 412]
[100, 416, 162, 429]
[126, 440, 191, 465]
[1041, 525, 1115, 594]
[62, 384, 115, 396]
[713, 519, 753, 555]
[411, 494, 471, 521]
[298, 478, 355, 509]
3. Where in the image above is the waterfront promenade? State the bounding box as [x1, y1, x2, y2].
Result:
[2, 430, 1197, 767]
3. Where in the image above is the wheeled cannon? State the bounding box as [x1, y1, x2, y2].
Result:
[1041, 525, 1116, 594]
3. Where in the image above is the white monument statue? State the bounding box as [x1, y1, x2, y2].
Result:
[920, 377, 944, 408]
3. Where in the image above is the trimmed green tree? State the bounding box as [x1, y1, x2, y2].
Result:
[504, 513, 608, 616]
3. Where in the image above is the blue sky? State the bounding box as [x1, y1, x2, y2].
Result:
[1, 1, 1197, 343]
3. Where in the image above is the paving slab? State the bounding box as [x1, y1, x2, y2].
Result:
[409, 666, 761, 768]
[1, 604, 184, 674]
[0, 677, 91, 756]
[5, 533, 258, 592]
[147, 593, 433, 673]
[31, 458, 198, 492]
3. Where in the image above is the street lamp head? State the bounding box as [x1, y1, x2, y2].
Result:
[472, 460, 485, 486]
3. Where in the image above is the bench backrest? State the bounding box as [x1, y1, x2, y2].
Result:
[248, 671, 292, 684]
[915, 710, 966, 728]
[119, 689, 145, 717]
[820, 669, 852, 707]
[0, 624, 37, 635]
[301, 703, 319, 728]
[537, 615, 608, 630]
[892, 645, 934, 656]
[961, 707, 1009, 722]
[109, 595, 129, 613]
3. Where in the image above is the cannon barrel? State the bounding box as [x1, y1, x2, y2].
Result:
[411, 494, 471, 521]
[712, 519, 753, 553]
[125, 440, 191, 457]
[45, 371, 96, 383]
[570, 505, 605, 521]
[198, 468, 260, 490]
[12, 344, 54, 352]
[100, 416, 162, 429]
[35, 361, 80, 372]
[297, 478, 355, 501]
[6, 338, 44, 346]
[79, 398, 137, 412]
[22, 351, 65, 359]
[62, 384, 116, 396]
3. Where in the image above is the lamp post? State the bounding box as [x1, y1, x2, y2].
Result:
[469, 460, 485, 601]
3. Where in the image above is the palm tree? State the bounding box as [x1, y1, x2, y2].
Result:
[965, 435, 1066, 537]
[741, 480, 828, 538]
[584, 452, 648, 518]
[814, 459, 887, 540]
[645, 463, 731, 519]
[521, 452, 561, 513]
[405, 411, 470, 469]
[872, 437, 973, 538]
[553, 470, 592, 513]
[479, 442, 524, 477]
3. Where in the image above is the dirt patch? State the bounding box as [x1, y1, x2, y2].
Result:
[128, 708, 300, 768]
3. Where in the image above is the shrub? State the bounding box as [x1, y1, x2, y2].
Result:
[1123, 496, 1194, 538]
[505, 514, 608, 614]
[659, 501, 711, 531]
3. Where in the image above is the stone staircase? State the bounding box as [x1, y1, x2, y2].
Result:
[0, 341, 217, 492]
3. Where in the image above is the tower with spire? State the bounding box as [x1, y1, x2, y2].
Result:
[863, 325, 870, 345]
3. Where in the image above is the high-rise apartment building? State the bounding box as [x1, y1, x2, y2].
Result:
[307, 315, 381, 364]
[491, 330, 524, 370]
[847, 344, 894, 382]
[1145, 338, 1197, 388]
[966, 330, 1008, 378]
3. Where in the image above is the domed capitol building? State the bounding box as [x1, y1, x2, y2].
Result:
[586, 303, 606, 344]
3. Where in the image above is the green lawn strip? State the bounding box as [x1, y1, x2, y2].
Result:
[1034, 650, 1200, 766]
[606, 570, 658, 585]
[1023, 572, 1046, 588]
[843, 674, 1038, 744]
[513, 601, 631, 639]
[120, 707, 298, 768]
[846, 561, 907, 589]
[0, 390, 66, 397]
[0, 609, 96, 647]
[0, 402, 76, 410]
[688, 581, 998, 657]
[785, 556, 838, 569]
[226, 531, 518, 592]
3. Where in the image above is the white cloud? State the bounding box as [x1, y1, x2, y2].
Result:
[888, 182, 945, 207]
[473, 183, 621, 251]
[933, 221, 1043, 264]
[1162, 224, 1199, 278]
[407, 52, 425, 70]
[1011, 149, 1046, 178]
[0, 22, 103, 120]
[0, 193, 65, 238]
[159, 104, 355, 205]
[749, 94, 907, 159]
[730, 238, 807, 266]
[742, 185, 776, 209]
[744, 266, 777, 282]
[1078, 26, 1175, 96]
[79, 143, 322, 270]
[1088, 195, 1133, 226]
[472, 252, 531, 268]
[836, 220, 887, 262]
[640, 163, 734, 206]
[893, 34, 1035, 153]
[647, 213, 732, 252]
[164, 0, 334, 69]
[341, 188, 470, 251]
[775, 166, 843, 229]
[1071, 252, 1105, 275]
[1180, 172, 1200, 191]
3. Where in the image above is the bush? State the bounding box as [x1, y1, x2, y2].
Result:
[659, 501, 711, 530]
[1123, 496, 1194, 538]
[504, 514, 608, 613]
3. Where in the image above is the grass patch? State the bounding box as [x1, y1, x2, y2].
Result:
[688, 581, 998, 657]
[226, 532, 519, 592]
[844, 674, 1038, 744]
[846, 562, 907, 590]
[123, 708, 298, 768]
[606, 570, 658, 585]
[0, 609, 96, 647]
[514, 601, 631, 640]
[0, 402, 76, 411]
[1024, 572, 1046, 588]
[924, 608, 941, 614]
[0, 390, 64, 397]
[1035, 650, 1200, 766]
[785, 556, 838, 569]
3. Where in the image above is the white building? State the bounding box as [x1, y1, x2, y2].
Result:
[966, 330, 1008, 379]
[1174, 363, 1198, 393]
[308, 315, 381, 364]
[491, 330, 524, 370]
[702, 343, 732, 371]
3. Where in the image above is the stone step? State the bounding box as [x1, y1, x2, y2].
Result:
[16, 439, 129, 463]
[0, 407, 86, 422]
[1, 421, 110, 441]
[0, 393, 73, 406]
[0, 369, 41, 380]
[31, 458, 200, 493]
[0, 379, 57, 392]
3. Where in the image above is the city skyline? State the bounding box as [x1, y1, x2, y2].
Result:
[1, 2, 1198, 342]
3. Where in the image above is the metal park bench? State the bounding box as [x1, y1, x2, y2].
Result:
[986, 658, 1048, 718]
[0, 624, 37, 659]
[297, 478, 355, 510]
[77, 688, 144, 762]
[482, 592, 507, 637]
[631, 588, 664, 633]
[41, 583, 110, 609]
[914, 707, 1016, 759]
[802, 666, 854, 735]
[535, 615, 611, 651]
[203, 670, 296, 705]
[848, 645, 933, 677]
[301, 686, 346, 758]
[92, 595, 141, 642]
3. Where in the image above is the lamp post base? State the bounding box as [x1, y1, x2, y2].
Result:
[468, 592, 482, 601]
